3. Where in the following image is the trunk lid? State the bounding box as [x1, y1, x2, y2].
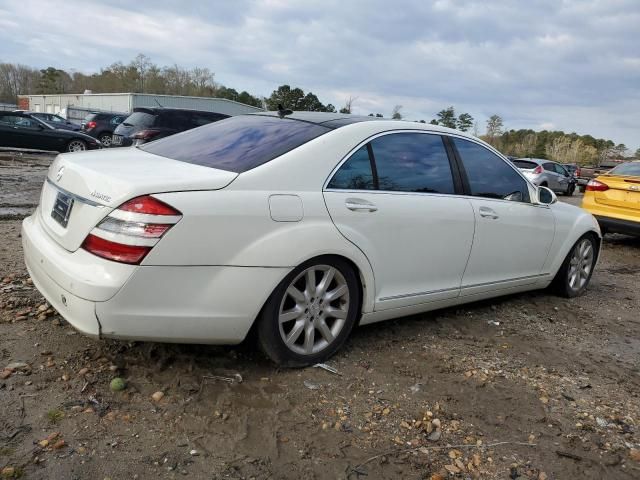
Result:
[39, 147, 238, 251]
[594, 175, 640, 211]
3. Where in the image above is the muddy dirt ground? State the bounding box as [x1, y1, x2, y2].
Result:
[1, 153, 639, 479]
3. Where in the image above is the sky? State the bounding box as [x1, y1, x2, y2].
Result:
[0, 0, 638, 150]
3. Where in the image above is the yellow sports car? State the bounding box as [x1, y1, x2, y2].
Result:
[582, 161, 640, 236]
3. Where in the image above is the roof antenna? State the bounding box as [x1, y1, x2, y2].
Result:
[277, 104, 293, 118]
[154, 98, 164, 108]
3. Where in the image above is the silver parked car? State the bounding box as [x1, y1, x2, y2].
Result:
[512, 158, 576, 196]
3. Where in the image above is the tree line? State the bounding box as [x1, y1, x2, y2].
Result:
[1, 55, 630, 164]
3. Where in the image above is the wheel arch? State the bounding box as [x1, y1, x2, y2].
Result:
[544, 207, 602, 279]
[244, 252, 373, 345]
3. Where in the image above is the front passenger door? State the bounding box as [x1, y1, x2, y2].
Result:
[324, 132, 475, 310]
[452, 137, 555, 295]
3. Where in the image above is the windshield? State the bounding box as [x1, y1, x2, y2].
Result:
[609, 162, 640, 176]
[141, 115, 332, 173]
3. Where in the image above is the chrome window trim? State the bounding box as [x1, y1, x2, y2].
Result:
[323, 129, 545, 207]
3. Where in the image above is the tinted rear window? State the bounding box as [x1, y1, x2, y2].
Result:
[140, 115, 331, 173]
[124, 111, 155, 127]
[512, 160, 538, 169]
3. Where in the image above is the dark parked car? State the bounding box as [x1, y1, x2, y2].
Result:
[26, 112, 81, 131]
[0, 111, 101, 152]
[81, 112, 126, 147]
[111, 107, 229, 147]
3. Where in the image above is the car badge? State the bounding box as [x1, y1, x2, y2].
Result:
[56, 166, 65, 182]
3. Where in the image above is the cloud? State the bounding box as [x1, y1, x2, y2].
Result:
[0, 0, 638, 148]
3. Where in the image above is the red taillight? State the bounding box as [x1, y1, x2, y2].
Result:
[82, 234, 151, 265]
[86, 121, 97, 129]
[586, 179, 609, 192]
[81, 195, 182, 264]
[119, 195, 180, 216]
[132, 129, 160, 140]
[533, 165, 543, 174]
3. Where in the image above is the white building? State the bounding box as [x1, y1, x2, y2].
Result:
[18, 93, 264, 117]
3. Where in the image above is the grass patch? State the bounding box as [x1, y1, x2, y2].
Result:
[0, 446, 15, 456]
[47, 408, 64, 424]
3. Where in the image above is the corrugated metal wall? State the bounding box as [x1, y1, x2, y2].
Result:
[21, 93, 263, 117]
[130, 94, 263, 115]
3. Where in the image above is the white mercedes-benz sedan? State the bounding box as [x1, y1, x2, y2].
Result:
[23, 112, 601, 366]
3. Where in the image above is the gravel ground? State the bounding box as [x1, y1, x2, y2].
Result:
[1, 154, 639, 479]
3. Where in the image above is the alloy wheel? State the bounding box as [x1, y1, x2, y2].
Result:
[99, 135, 112, 147]
[278, 265, 350, 355]
[567, 238, 594, 290]
[67, 140, 86, 152]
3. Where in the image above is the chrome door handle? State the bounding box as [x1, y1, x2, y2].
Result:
[479, 206, 499, 219]
[345, 199, 378, 212]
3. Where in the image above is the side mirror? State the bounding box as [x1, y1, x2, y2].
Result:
[537, 186, 557, 205]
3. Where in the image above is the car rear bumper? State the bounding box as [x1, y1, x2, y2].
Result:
[23, 212, 289, 344]
[595, 215, 640, 236]
[22, 215, 102, 337]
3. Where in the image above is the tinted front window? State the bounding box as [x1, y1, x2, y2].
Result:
[327, 146, 375, 190]
[141, 115, 331, 173]
[124, 111, 155, 127]
[371, 133, 454, 193]
[454, 138, 529, 202]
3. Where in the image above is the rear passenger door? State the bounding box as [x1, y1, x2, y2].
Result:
[324, 132, 475, 310]
[451, 137, 555, 295]
[542, 162, 560, 190]
[552, 163, 570, 193]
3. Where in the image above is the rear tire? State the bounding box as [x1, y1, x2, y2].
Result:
[257, 256, 360, 367]
[98, 133, 113, 147]
[551, 233, 598, 298]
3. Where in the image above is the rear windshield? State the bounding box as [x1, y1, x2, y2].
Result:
[609, 162, 640, 176]
[84, 113, 98, 122]
[512, 160, 538, 169]
[124, 111, 156, 127]
[140, 115, 332, 173]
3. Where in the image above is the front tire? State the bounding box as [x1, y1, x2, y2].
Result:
[257, 256, 360, 367]
[551, 234, 598, 298]
[66, 139, 86, 152]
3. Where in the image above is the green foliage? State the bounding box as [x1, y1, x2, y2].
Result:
[391, 105, 403, 120]
[457, 113, 474, 132]
[430, 106, 474, 131]
[47, 409, 64, 424]
[483, 128, 616, 165]
[265, 85, 334, 112]
[0, 54, 264, 107]
[635, 147, 640, 158]
[433, 106, 457, 128]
